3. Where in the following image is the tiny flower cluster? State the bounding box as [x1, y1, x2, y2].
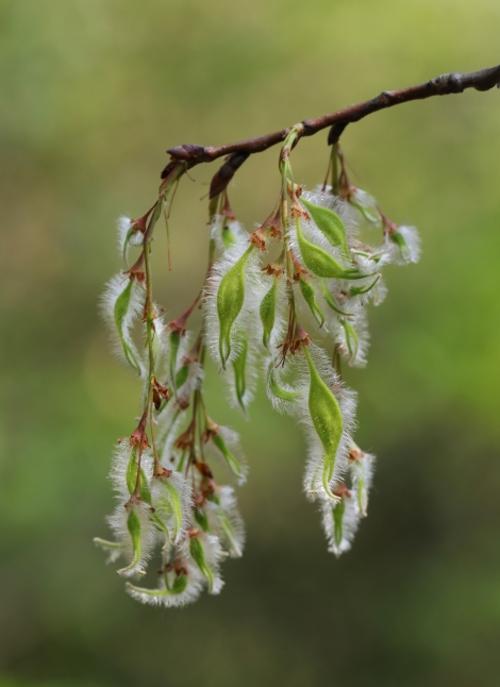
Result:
[95, 132, 420, 607]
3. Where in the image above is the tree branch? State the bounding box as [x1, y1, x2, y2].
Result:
[161, 64, 500, 186]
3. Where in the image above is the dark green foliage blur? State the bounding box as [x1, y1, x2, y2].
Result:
[1, 1, 500, 685]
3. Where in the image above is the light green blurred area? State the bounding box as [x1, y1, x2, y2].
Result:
[1, 1, 500, 685]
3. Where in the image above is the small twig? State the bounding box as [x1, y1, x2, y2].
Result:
[161, 64, 500, 189]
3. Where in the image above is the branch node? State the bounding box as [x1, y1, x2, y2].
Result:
[432, 72, 463, 94]
[167, 144, 208, 161]
[328, 121, 348, 146]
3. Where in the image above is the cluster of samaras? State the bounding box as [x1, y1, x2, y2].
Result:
[95, 139, 420, 607]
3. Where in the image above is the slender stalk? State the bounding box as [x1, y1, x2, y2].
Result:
[134, 227, 157, 493]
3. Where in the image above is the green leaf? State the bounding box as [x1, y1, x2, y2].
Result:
[114, 279, 141, 373]
[304, 348, 343, 499]
[189, 536, 215, 592]
[232, 339, 248, 411]
[302, 197, 349, 255]
[118, 508, 143, 577]
[217, 245, 253, 365]
[259, 280, 277, 348]
[212, 433, 245, 481]
[295, 218, 364, 280]
[299, 278, 325, 327]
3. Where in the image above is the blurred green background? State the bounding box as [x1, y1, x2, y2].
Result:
[2, 1, 500, 685]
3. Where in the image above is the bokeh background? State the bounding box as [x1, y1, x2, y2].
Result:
[2, 1, 500, 685]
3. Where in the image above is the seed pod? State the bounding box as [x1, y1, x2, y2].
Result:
[332, 500, 345, 549]
[154, 477, 185, 543]
[125, 571, 192, 606]
[389, 231, 409, 259]
[126, 450, 152, 504]
[113, 278, 142, 374]
[217, 245, 253, 365]
[355, 475, 367, 516]
[175, 363, 189, 389]
[189, 536, 216, 592]
[212, 432, 246, 483]
[215, 508, 243, 558]
[349, 188, 380, 225]
[206, 486, 245, 558]
[320, 281, 353, 317]
[168, 330, 181, 387]
[217, 512, 241, 557]
[388, 225, 421, 264]
[304, 347, 343, 499]
[117, 508, 144, 577]
[93, 537, 123, 564]
[321, 493, 360, 557]
[210, 215, 247, 254]
[299, 278, 325, 327]
[340, 318, 359, 363]
[222, 227, 235, 249]
[171, 572, 189, 594]
[349, 274, 381, 297]
[194, 508, 209, 532]
[259, 280, 277, 348]
[232, 339, 248, 411]
[301, 197, 349, 256]
[350, 449, 375, 517]
[295, 218, 363, 280]
[267, 366, 299, 403]
[117, 217, 140, 265]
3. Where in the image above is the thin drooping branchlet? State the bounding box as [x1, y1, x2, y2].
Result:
[95, 167, 248, 607]
[96, 126, 421, 608]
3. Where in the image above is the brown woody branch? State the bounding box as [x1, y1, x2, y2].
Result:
[161, 64, 500, 195]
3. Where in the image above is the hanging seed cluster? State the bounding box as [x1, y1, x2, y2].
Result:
[95, 126, 420, 607]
